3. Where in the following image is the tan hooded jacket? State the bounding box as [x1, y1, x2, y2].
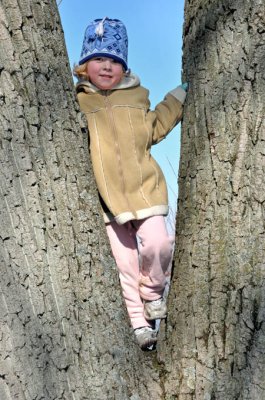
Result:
[76, 74, 186, 225]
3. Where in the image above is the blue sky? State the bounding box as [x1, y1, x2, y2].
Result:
[58, 0, 185, 231]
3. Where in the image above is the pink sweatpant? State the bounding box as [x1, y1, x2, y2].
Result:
[106, 216, 174, 329]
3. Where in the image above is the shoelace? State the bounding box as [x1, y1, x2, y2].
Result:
[134, 326, 153, 335]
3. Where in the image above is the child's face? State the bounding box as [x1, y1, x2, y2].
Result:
[86, 57, 124, 90]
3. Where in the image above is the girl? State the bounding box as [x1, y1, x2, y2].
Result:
[74, 17, 187, 349]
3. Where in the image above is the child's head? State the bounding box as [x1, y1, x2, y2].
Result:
[74, 17, 128, 88]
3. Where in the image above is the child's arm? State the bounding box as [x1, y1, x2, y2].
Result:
[150, 84, 188, 144]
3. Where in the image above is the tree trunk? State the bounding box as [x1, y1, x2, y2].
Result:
[0, 1, 162, 399]
[159, 0, 265, 398]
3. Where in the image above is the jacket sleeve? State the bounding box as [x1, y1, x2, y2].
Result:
[150, 86, 186, 144]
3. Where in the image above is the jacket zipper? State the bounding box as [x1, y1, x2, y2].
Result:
[103, 91, 136, 217]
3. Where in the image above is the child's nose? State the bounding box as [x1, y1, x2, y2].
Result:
[103, 59, 112, 69]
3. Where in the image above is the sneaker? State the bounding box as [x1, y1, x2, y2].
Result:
[143, 297, 167, 320]
[134, 326, 157, 350]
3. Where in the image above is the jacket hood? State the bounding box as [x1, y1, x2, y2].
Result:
[76, 72, 140, 93]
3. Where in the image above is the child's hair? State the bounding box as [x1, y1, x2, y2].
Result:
[73, 62, 89, 80]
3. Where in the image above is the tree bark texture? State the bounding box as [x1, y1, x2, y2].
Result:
[159, 0, 265, 399]
[0, 1, 162, 399]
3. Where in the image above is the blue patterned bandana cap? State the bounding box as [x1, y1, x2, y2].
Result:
[79, 17, 128, 70]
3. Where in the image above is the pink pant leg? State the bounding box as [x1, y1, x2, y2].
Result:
[133, 216, 174, 301]
[105, 221, 152, 329]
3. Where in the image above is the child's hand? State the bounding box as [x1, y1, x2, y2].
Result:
[181, 83, 189, 92]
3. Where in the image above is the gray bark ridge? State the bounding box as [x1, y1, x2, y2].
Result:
[159, 0, 265, 399]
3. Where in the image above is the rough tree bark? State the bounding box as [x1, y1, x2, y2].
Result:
[0, 1, 162, 399]
[159, 0, 265, 399]
[3, 1, 264, 399]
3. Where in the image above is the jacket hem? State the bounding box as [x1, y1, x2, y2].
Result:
[104, 205, 169, 225]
